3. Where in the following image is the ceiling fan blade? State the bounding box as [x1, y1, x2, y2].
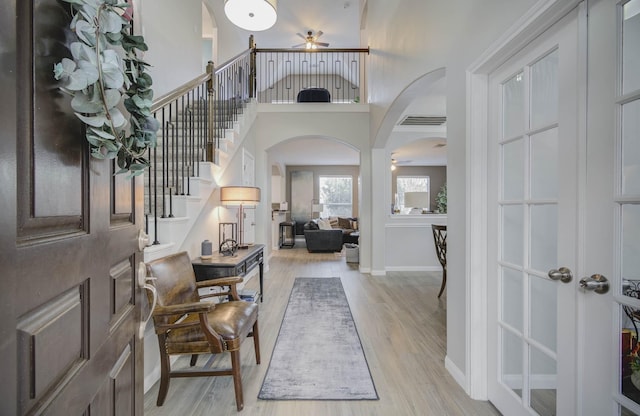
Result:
[292, 43, 305, 48]
[297, 32, 306, 40]
[316, 42, 329, 47]
[316, 30, 324, 38]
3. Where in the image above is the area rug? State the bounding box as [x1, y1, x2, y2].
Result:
[258, 277, 378, 400]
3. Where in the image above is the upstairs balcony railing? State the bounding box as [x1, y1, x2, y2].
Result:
[253, 46, 370, 103]
[146, 36, 368, 245]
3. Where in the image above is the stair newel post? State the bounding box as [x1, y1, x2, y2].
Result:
[249, 35, 256, 100]
[206, 61, 215, 164]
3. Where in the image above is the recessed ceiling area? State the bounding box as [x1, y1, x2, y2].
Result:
[268, 137, 359, 167]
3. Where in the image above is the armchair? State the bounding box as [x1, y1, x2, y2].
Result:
[145, 251, 260, 411]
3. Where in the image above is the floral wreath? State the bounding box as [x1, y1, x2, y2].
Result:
[53, 0, 158, 176]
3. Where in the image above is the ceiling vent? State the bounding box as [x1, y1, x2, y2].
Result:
[398, 116, 446, 126]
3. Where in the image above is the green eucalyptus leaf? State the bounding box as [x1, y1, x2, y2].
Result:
[76, 112, 108, 127]
[109, 107, 127, 128]
[91, 148, 108, 159]
[101, 50, 124, 88]
[75, 19, 96, 46]
[86, 133, 105, 147]
[89, 127, 116, 139]
[98, 9, 124, 34]
[71, 91, 102, 113]
[70, 42, 97, 65]
[104, 88, 122, 109]
[53, 58, 77, 80]
[102, 139, 120, 151]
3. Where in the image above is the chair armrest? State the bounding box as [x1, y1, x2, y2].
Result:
[196, 277, 243, 301]
[195, 276, 244, 289]
[153, 301, 213, 317]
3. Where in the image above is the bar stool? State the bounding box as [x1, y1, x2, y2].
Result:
[279, 221, 296, 248]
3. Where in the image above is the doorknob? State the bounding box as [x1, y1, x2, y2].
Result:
[548, 267, 573, 283]
[579, 274, 609, 294]
[138, 229, 150, 251]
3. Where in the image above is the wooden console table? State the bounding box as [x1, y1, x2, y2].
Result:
[192, 244, 264, 302]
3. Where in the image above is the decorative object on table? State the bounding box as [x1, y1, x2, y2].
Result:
[435, 184, 448, 214]
[52, 0, 159, 176]
[404, 191, 430, 214]
[258, 277, 378, 400]
[219, 222, 238, 246]
[219, 239, 239, 257]
[220, 186, 261, 249]
[201, 239, 213, 259]
[432, 225, 447, 298]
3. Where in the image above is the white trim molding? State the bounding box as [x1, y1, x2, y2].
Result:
[464, 0, 582, 401]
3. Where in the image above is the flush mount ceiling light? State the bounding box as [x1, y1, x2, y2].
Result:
[224, 0, 277, 31]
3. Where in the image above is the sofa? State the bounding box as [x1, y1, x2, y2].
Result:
[303, 217, 358, 252]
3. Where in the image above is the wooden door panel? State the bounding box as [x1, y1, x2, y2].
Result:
[1, 1, 144, 414]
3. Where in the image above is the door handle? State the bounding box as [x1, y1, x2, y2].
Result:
[137, 261, 157, 339]
[138, 229, 150, 251]
[548, 267, 573, 283]
[579, 274, 609, 294]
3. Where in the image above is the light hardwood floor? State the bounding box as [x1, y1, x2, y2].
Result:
[143, 243, 500, 416]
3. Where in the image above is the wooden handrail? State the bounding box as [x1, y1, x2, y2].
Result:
[254, 47, 370, 54]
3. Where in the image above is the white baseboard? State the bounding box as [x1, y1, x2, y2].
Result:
[445, 355, 468, 393]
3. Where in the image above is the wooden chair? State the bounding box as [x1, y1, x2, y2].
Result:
[145, 251, 260, 411]
[432, 225, 447, 298]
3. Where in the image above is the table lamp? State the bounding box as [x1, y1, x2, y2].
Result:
[220, 186, 261, 249]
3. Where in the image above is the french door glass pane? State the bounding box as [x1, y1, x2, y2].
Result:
[530, 275, 557, 351]
[623, 0, 640, 95]
[530, 50, 559, 129]
[622, 100, 640, 196]
[503, 139, 525, 200]
[530, 128, 559, 200]
[622, 204, 640, 283]
[530, 347, 557, 416]
[502, 205, 524, 266]
[503, 72, 525, 139]
[502, 267, 524, 332]
[502, 328, 524, 398]
[530, 204, 558, 273]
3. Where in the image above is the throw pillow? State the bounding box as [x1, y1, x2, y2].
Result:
[306, 221, 319, 230]
[328, 217, 339, 228]
[318, 219, 333, 230]
[338, 217, 352, 229]
[350, 220, 358, 230]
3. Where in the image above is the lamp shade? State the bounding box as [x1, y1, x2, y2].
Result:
[404, 191, 429, 209]
[224, 0, 277, 31]
[220, 186, 261, 205]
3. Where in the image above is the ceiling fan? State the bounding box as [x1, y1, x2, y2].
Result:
[293, 30, 329, 49]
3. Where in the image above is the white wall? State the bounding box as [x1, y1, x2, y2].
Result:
[140, 0, 203, 97]
[254, 105, 372, 270]
[364, 0, 537, 378]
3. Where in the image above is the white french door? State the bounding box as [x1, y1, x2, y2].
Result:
[487, 6, 581, 415]
[486, 0, 640, 414]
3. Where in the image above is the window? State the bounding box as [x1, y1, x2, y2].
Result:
[396, 176, 430, 212]
[319, 176, 353, 217]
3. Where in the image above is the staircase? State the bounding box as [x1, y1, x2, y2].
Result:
[142, 97, 257, 263]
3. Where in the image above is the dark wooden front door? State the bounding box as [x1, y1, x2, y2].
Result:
[0, 1, 144, 414]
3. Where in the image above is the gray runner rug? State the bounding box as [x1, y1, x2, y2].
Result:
[258, 277, 378, 400]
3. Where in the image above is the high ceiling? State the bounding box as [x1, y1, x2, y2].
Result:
[208, 0, 446, 167]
